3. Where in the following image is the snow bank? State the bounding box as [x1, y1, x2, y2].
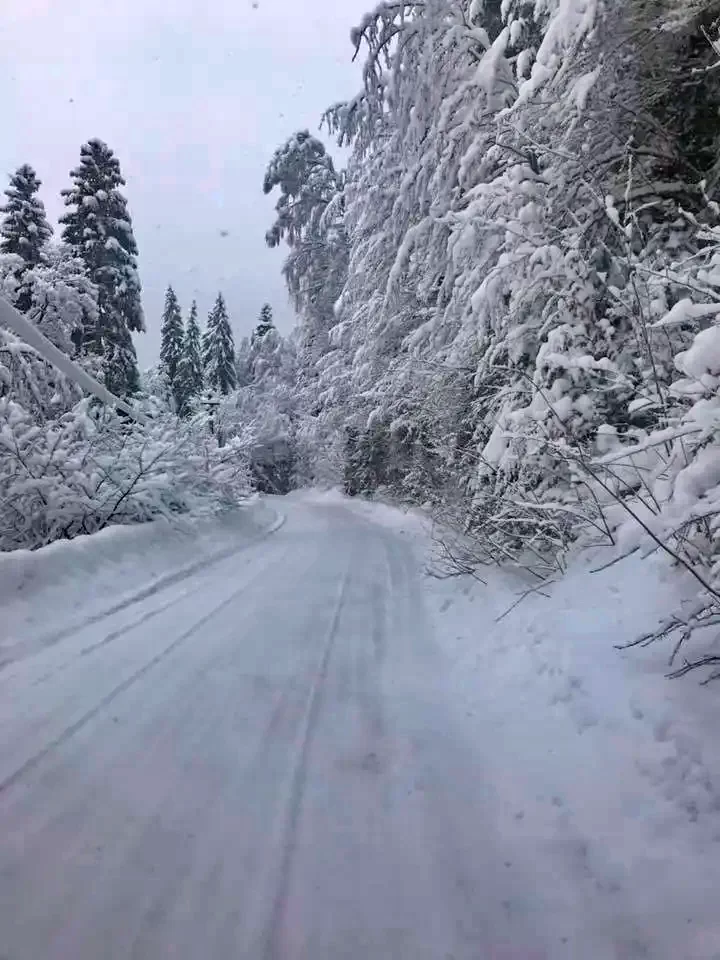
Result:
[0, 497, 283, 664]
[423, 541, 720, 957]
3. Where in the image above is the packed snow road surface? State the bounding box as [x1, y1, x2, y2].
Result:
[2, 495, 716, 959]
[0, 498, 529, 960]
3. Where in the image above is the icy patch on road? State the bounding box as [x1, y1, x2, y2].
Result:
[0, 497, 283, 666]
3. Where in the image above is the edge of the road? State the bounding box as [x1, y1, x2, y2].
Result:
[11, 501, 288, 652]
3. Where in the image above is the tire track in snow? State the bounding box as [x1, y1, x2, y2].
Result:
[76, 580, 207, 660]
[0, 549, 285, 798]
[259, 559, 353, 960]
[0, 512, 287, 692]
[27, 580, 210, 691]
[28, 509, 287, 654]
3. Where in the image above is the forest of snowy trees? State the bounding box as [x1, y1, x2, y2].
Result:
[0, 129, 300, 550]
[261, 0, 720, 676]
[4, 0, 720, 673]
[0, 140, 261, 549]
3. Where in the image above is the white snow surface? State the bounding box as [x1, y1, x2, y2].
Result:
[0, 496, 282, 667]
[1, 491, 720, 959]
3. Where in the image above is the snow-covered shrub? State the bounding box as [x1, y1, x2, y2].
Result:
[0, 397, 253, 551]
[0, 243, 104, 420]
[573, 213, 720, 676]
[0, 324, 81, 420]
[218, 387, 296, 495]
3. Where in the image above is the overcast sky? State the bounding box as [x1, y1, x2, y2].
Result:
[2, 0, 368, 367]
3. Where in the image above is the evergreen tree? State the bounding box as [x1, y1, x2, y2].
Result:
[202, 293, 236, 395]
[0, 165, 53, 268]
[253, 303, 275, 341]
[159, 285, 184, 407]
[176, 300, 204, 416]
[60, 139, 144, 395]
[264, 131, 349, 474]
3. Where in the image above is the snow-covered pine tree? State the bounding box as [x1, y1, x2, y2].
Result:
[159, 285, 184, 408]
[60, 139, 144, 396]
[202, 293, 236, 395]
[0, 165, 53, 268]
[0, 164, 54, 312]
[263, 131, 349, 479]
[253, 303, 274, 341]
[176, 300, 204, 417]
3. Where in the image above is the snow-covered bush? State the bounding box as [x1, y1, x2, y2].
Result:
[0, 396, 253, 551]
[0, 324, 81, 420]
[0, 246, 99, 356]
[222, 326, 298, 494]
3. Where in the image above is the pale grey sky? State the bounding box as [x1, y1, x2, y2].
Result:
[2, 0, 367, 366]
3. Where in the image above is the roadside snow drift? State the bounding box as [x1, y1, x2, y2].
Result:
[357, 495, 720, 960]
[0, 497, 283, 668]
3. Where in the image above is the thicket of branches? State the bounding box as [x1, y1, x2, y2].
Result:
[263, 0, 720, 679]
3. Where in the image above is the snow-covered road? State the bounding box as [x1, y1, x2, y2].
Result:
[0, 497, 541, 960]
[3, 495, 720, 960]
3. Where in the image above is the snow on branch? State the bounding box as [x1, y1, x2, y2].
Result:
[0, 294, 143, 422]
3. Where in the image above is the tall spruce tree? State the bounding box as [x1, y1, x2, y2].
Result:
[0, 164, 53, 267]
[159, 285, 184, 408]
[60, 139, 144, 395]
[202, 293, 236, 395]
[253, 303, 274, 341]
[176, 299, 204, 416]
